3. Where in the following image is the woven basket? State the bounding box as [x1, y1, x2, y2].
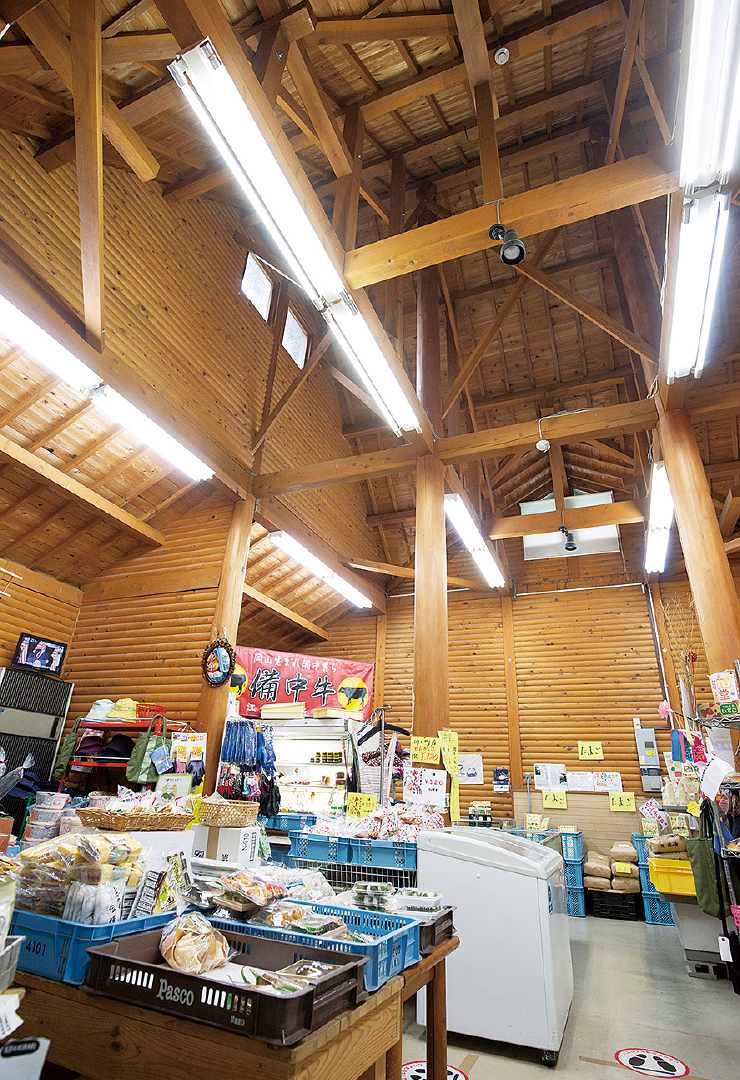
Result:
[197, 801, 259, 828]
[76, 808, 194, 832]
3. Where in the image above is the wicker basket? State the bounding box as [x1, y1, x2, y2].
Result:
[197, 800, 260, 828]
[76, 808, 194, 831]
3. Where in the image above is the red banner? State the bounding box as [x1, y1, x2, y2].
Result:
[233, 646, 375, 721]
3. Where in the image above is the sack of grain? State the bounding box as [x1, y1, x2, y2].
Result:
[611, 877, 640, 893]
[648, 834, 687, 854]
[611, 860, 639, 879]
[584, 875, 612, 891]
[584, 852, 611, 879]
[610, 842, 639, 863]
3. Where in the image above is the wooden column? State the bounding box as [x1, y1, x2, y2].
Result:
[501, 595, 524, 789]
[649, 582, 681, 714]
[413, 250, 449, 735]
[659, 409, 740, 674]
[384, 153, 406, 352]
[332, 104, 364, 250]
[374, 613, 387, 706]
[197, 495, 255, 793]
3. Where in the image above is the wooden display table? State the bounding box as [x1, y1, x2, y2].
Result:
[386, 936, 459, 1080]
[15, 971, 402, 1080]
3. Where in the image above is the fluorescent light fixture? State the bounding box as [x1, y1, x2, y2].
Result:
[169, 42, 420, 435]
[269, 531, 373, 608]
[91, 386, 213, 482]
[645, 462, 674, 575]
[680, 0, 740, 190]
[444, 493, 505, 588]
[0, 292, 100, 391]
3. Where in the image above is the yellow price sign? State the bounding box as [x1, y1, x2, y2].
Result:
[438, 729, 459, 775]
[410, 736, 441, 766]
[687, 800, 701, 818]
[609, 791, 636, 812]
[542, 790, 568, 809]
[450, 777, 460, 822]
[670, 814, 689, 837]
[346, 792, 378, 818]
[642, 820, 659, 837]
[525, 814, 542, 830]
[578, 741, 604, 760]
[613, 861, 633, 875]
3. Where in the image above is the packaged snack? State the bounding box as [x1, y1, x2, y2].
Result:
[218, 870, 287, 907]
[292, 914, 346, 936]
[160, 912, 230, 974]
[250, 902, 306, 927]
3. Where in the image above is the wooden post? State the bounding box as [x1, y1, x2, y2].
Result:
[659, 409, 740, 674]
[413, 245, 449, 736]
[332, 103, 364, 250]
[649, 582, 681, 714]
[197, 495, 255, 793]
[374, 613, 387, 706]
[384, 153, 406, 352]
[501, 595, 524, 788]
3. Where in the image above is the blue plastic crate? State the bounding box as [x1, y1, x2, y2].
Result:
[11, 909, 172, 985]
[642, 892, 674, 926]
[560, 832, 584, 861]
[639, 865, 658, 896]
[261, 813, 317, 832]
[566, 888, 586, 917]
[631, 833, 650, 866]
[564, 860, 584, 889]
[289, 830, 352, 864]
[349, 837, 416, 870]
[212, 902, 420, 992]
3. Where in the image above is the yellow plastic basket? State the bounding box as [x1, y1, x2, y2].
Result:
[648, 857, 696, 896]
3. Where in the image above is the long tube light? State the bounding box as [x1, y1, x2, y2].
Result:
[667, 0, 740, 382]
[644, 463, 674, 574]
[444, 493, 505, 588]
[0, 292, 213, 482]
[269, 531, 373, 608]
[168, 42, 420, 436]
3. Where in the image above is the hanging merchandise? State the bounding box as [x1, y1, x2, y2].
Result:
[126, 715, 172, 785]
[201, 636, 236, 686]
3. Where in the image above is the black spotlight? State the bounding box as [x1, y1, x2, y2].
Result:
[564, 531, 577, 552]
[488, 223, 506, 242]
[500, 228, 526, 265]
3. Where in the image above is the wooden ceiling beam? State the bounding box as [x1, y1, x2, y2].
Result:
[516, 262, 658, 366]
[719, 488, 740, 538]
[345, 146, 679, 287]
[287, 42, 352, 179]
[307, 14, 456, 44]
[26, 400, 95, 452]
[366, 508, 415, 526]
[489, 499, 645, 539]
[99, 30, 179, 64]
[0, 434, 164, 544]
[19, 6, 158, 183]
[242, 583, 328, 639]
[472, 367, 632, 412]
[605, 0, 645, 165]
[251, 330, 332, 454]
[348, 557, 485, 592]
[452, 0, 502, 201]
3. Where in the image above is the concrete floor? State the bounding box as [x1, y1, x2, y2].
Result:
[404, 917, 739, 1079]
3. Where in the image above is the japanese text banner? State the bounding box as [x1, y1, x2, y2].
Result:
[234, 646, 375, 721]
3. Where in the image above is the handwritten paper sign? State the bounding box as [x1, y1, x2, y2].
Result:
[411, 736, 440, 766]
[609, 791, 636, 812]
[613, 861, 633, 875]
[526, 814, 542, 830]
[542, 790, 568, 809]
[458, 753, 483, 784]
[450, 777, 460, 822]
[347, 792, 378, 818]
[642, 819, 660, 837]
[578, 741, 604, 760]
[670, 813, 690, 837]
[438, 729, 459, 775]
[403, 765, 447, 807]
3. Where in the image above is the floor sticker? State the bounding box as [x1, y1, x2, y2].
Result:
[402, 1065, 469, 1080]
[615, 1049, 689, 1077]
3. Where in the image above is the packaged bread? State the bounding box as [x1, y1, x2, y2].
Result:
[611, 860, 639, 879]
[610, 842, 639, 863]
[584, 875, 612, 891]
[161, 912, 230, 974]
[611, 877, 640, 893]
[648, 834, 687, 855]
[584, 852, 611, 879]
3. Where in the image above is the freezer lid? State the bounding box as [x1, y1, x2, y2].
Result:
[417, 828, 563, 878]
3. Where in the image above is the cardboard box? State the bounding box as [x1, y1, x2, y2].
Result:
[128, 829, 195, 860]
[191, 824, 260, 865]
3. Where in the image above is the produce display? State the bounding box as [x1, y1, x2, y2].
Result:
[306, 803, 444, 842]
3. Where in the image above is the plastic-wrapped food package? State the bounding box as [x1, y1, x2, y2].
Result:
[285, 870, 335, 903]
[249, 902, 306, 927]
[216, 869, 287, 909]
[160, 912, 230, 974]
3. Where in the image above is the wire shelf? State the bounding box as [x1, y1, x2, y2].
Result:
[290, 857, 417, 890]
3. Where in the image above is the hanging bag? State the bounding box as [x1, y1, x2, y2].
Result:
[52, 716, 84, 781]
[687, 802, 727, 919]
[126, 714, 170, 785]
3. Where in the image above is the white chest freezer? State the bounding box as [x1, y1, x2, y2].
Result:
[417, 827, 573, 1064]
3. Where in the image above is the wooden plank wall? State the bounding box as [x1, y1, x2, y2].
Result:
[65, 496, 234, 725]
[0, 576, 80, 669]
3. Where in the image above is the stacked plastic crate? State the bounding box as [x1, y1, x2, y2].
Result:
[561, 831, 585, 916]
[632, 832, 675, 926]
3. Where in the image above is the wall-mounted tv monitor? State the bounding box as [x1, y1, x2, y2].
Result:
[11, 633, 68, 676]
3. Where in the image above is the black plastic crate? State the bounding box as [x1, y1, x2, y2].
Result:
[416, 907, 456, 957]
[86, 927, 367, 1046]
[590, 890, 642, 921]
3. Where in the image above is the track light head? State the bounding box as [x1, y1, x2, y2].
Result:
[559, 526, 577, 552]
[536, 438, 550, 452]
[500, 228, 526, 265]
[488, 223, 506, 242]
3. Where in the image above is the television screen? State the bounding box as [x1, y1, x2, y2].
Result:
[11, 633, 68, 676]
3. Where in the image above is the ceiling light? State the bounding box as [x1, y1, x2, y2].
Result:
[560, 526, 577, 552]
[170, 42, 420, 436]
[90, 386, 214, 482]
[644, 462, 674, 574]
[444, 493, 506, 588]
[536, 418, 550, 452]
[494, 47, 510, 66]
[268, 531, 373, 608]
[0, 292, 100, 391]
[499, 228, 526, 265]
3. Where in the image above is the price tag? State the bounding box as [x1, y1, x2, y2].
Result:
[410, 736, 441, 765]
[578, 741, 604, 760]
[613, 861, 633, 875]
[346, 792, 378, 818]
[642, 820, 660, 837]
[670, 813, 690, 837]
[450, 777, 460, 822]
[542, 790, 568, 809]
[609, 791, 636, 812]
[687, 799, 701, 818]
[438, 729, 459, 775]
[525, 814, 542, 830]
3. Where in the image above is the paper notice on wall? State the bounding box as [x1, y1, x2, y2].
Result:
[450, 777, 460, 822]
[566, 771, 596, 792]
[438, 729, 459, 775]
[534, 763, 567, 790]
[410, 736, 440, 765]
[593, 771, 623, 793]
[458, 753, 484, 785]
[403, 765, 447, 807]
[493, 766, 510, 793]
[639, 797, 669, 829]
